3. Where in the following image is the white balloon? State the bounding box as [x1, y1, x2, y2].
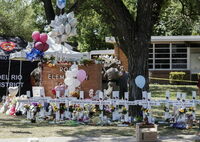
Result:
[74, 79, 80, 87]
[59, 24, 65, 35]
[49, 30, 58, 37]
[64, 23, 71, 36]
[68, 86, 76, 93]
[71, 69, 78, 77]
[65, 78, 74, 86]
[69, 28, 77, 37]
[70, 63, 78, 70]
[67, 12, 74, 21]
[66, 71, 74, 78]
[61, 34, 68, 42]
[55, 37, 62, 44]
[50, 20, 56, 28]
[69, 18, 77, 27]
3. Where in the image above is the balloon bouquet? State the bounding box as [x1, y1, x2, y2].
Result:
[48, 11, 77, 44]
[26, 31, 49, 61]
[64, 64, 87, 97]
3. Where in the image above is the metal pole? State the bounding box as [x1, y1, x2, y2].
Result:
[6, 59, 11, 96]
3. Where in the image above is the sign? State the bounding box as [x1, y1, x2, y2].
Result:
[42, 64, 102, 98]
[0, 60, 38, 96]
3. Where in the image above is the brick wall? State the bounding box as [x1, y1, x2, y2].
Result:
[42, 63, 102, 98]
[114, 47, 128, 71]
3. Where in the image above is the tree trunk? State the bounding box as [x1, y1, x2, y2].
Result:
[128, 33, 150, 117]
[41, 0, 55, 24]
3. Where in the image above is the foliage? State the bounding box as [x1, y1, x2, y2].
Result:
[153, 0, 200, 35]
[169, 72, 186, 84]
[0, 0, 40, 41]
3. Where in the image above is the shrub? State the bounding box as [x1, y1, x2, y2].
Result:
[169, 72, 186, 84]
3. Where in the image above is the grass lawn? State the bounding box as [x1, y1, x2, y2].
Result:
[0, 84, 199, 139]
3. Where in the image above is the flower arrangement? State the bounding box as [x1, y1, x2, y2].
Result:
[188, 107, 195, 112]
[110, 105, 115, 112]
[70, 91, 79, 98]
[121, 106, 128, 114]
[24, 104, 30, 110]
[52, 105, 59, 112]
[178, 108, 187, 114]
[141, 107, 149, 113]
[164, 106, 169, 112]
[76, 106, 83, 112]
[60, 103, 67, 114]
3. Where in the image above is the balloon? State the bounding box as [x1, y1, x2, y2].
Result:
[64, 24, 71, 36]
[34, 42, 43, 51]
[61, 34, 68, 42]
[32, 31, 40, 41]
[69, 18, 78, 27]
[57, 0, 66, 9]
[135, 75, 146, 89]
[58, 24, 65, 35]
[42, 43, 49, 52]
[69, 28, 77, 37]
[40, 33, 48, 43]
[77, 70, 86, 82]
[64, 78, 73, 86]
[67, 12, 74, 21]
[74, 79, 80, 87]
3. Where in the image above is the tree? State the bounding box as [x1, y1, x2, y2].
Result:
[153, 0, 200, 35]
[0, 0, 39, 41]
[39, 0, 200, 117]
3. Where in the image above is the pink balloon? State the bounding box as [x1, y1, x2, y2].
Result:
[40, 33, 48, 43]
[34, 42, 43, 51]
[77, 70, 86, 82]
[32, 31, 40, 41]
[42, 43, 49, 52]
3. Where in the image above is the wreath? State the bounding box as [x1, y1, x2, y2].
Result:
[0, 42, 16, 51]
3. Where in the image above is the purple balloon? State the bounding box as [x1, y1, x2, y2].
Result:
[34, 42, 43, 51]
[42, 43, 49, 52]
[77, 69, 86, 82]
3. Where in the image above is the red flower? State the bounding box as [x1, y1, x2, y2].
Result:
[52, 89, 56, 95]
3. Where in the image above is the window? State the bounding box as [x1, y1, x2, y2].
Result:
[149, 43, 188, 70]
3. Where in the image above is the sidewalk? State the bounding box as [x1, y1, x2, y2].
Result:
[0, 135, 199, 142]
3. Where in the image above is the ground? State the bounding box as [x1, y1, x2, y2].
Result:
[0, 85, 199, 141]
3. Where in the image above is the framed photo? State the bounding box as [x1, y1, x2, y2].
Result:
[32, 86, 45, 97]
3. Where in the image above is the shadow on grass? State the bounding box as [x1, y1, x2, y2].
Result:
[158, 125, 199, 136]
[56, 127, 135, 137]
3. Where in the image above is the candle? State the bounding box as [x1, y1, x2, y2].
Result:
[56, 91, 60, 98]
[166, 91, 170, 99]
[192, 91, 196, 99]
[177, 92, 181, 99]
[64, 89, 69, 97]
[147, 92, 151, 100]
[125, 92, 129, 100]
[26, 91, 31, 98]
[80, 91, 84, 99]
[142, 91, 147, 99]
[182, 93, 186, 100]
[99, 91, 103, 100]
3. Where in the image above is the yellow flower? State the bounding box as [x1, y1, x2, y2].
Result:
[38, 104, 43, 108]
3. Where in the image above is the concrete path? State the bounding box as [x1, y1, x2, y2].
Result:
[0, 135, 199, 142]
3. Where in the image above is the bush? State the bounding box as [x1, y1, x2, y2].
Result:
[169, 72, 186, 84]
